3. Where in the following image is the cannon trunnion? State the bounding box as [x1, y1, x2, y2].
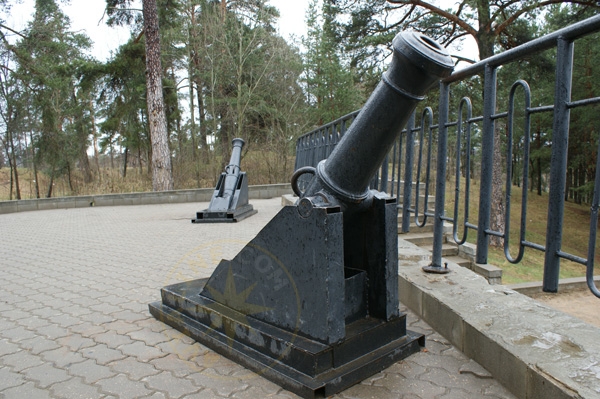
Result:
[150, 32, 453, 398]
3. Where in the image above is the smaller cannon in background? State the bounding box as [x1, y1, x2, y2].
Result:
[192, 138, 257, 223]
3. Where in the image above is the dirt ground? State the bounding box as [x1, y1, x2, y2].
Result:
[533, 290, 600, 328]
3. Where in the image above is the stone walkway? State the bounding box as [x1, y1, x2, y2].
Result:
[0, 198, 516, 399]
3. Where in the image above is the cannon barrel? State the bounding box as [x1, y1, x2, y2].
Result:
[221, 137, 245, 199]
[300, 32, 454, 207]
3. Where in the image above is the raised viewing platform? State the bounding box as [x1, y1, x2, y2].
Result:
[0, 188, 598, 398]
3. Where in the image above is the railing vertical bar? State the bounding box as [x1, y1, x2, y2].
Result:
[543, 37, 574, 292]
[429, 83, 450, 269]
[401, 112, 416, 233]
[391, 140, 398, 197]
[396, 132, 404, 203]
[476, 64, 497, 264]
[381, 155, 389, 193]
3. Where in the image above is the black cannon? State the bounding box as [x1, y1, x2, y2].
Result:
[151, 32, 453, 398]
[192, 138, 257, 223]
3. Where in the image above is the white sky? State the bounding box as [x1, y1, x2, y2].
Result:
[4, 0, 311, 61]
[5, 0, 477, 63]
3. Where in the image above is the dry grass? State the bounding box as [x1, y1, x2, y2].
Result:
[445, 179, 594, 284]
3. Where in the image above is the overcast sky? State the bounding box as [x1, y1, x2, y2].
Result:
[5, 0, 311, 61]
[4, 0, 476, 65]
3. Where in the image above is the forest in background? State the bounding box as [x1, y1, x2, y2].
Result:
[0, 0, 599, 203]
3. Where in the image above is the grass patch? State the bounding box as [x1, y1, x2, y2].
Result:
[445, 179, 595, 284]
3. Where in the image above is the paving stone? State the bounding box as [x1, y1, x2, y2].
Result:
[119, 341, 166, 362]
[161, 329, 197, 345]
[421, 366, 492, 391]
[230, 370, 282, 395]
[92, 331, 134, 348]
[0, 339, 20, 357]
[2, 326, 38, 342]
[22, 362, 71, 388]
[109, 357, 160, 380]
[96, 374, 153, 399]
[41, 347, 87, 368]
[111, 309, 148, 322]
[19, 336, 61, 355]
[48, 313, 84, 328]
[51, 377, 105, 399]
[30, 306, 61, 319]
[187, 370, 249, 397]
[334, 383, 392, 399]
[144, 371, 200, 398]
[1, 350, 44, 372]
[35, 324, 71, 340]
[127, 328, 171, 346]
[82, 344, 126, 365]
[1, 309, 31, 321]
[158, 340, 207, 362]
[102, 320, 144, 335]
[0, 366, 25, 390]
[78, 312, 116, 325]
[135, 318, 171, 333]
[138, 392, 168, 399]
[436, 388, 474, 399]
[385, 359, 427, 380]
[1, 381, 52, 399]
[16, 316, 51, 330]
[232, 386, 302, 399]
[373, 373, 446, 397]
[69, 322, 107, 338]
[90, 303, 123, 314]
[66, 359, 116, 383]
[179, 389, 225, 399]
[150, 354, 203, 377]
[56, 333, 96, 351]
[409, 350, 467, 374]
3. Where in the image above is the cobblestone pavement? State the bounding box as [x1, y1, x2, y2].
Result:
[0, 198, 516, 399]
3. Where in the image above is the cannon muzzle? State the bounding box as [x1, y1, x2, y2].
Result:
[299, 32, 454, 209]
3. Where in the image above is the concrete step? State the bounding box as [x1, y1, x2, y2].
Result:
[442, 255, 471, 268]
[401, 232, 435, 247]
[398, 222, 435, 233]
[441, 243, 459, 257]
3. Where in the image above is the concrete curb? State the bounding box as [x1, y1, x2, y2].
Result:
[509, 276, 600, 296]
[0, 183, 292, 215]
[399, 255, 600, 399]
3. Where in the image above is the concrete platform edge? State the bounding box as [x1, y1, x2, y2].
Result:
[0, 184, 292, 215]
[398, 259, 600, 399]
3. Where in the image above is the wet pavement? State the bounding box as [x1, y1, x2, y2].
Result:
[0, 198, 516, 398]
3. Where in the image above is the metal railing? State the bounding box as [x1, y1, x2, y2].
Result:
[294, 14, 600, 298]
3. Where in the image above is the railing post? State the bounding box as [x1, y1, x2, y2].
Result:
[476, 64, 497, 264]
[401, 112, 416, 233]
[427, 82, 450, 271]
[543, 37, 574, 292]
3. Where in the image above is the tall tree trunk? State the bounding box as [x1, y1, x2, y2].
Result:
[46, 168, 54, 198]
[29, 131, 40, 198]
[143, 0, 174, 191]
[8, 127, 21, 199]
[90, 99, 101, 181]
[123, 146, 129, 178]
[477, 0, 505, 247]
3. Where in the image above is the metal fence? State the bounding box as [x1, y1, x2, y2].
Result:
[294, 14, 600, 298]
